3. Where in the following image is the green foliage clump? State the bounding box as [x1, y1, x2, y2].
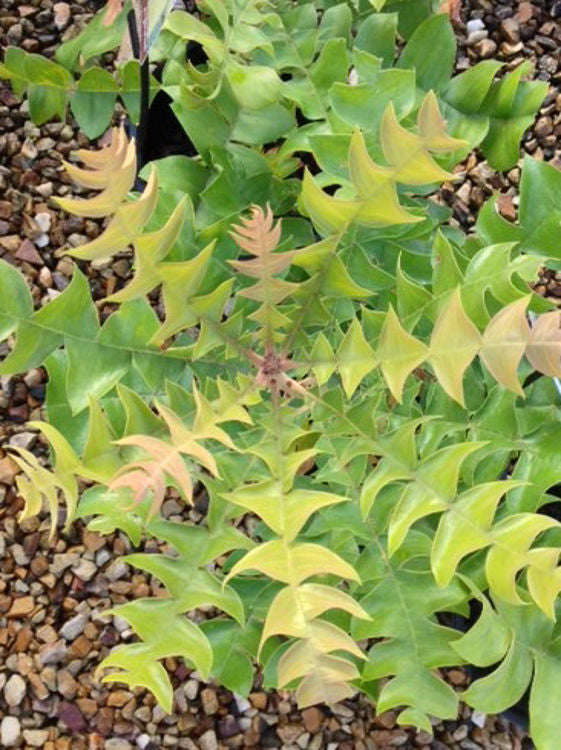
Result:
[2, 2, 561, 749]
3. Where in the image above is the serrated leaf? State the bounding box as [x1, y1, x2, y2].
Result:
[262, 582, 369, 646]
[428, 288, 482, 406]
[526, 312, 561, 378]
[431, 480, 524, 587]
[67, 168, 160, 263]
[56, 128, 137, 218]
[377, 305, 428, 402]
[480, 296, 530, 395]
[337, 318, 377, 397]
[223, 481, 346, 541]
[100, 599, 213, 711]
[226, 540, 360, 586]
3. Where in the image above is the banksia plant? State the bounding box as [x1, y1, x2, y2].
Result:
[2, 2, 561, 749]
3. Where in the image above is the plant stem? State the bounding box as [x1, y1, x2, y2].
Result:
[127, 7, 150, 173]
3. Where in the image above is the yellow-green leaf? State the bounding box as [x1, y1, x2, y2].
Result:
[225, 540, 360, 586]
[526, 311, 561, 378]
[337, 318, 377, 397]
[380, 102, 453, 186]
[348, 130, 420, 225]
[486, 514, 559, 606]
[377, 305, 428, 402]
[480, 296, 530, 396]
[428, 288, 482, 405]
[431, 481, 524, 587]
[310, 332, 337, 386]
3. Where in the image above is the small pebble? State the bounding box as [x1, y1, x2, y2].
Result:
[34, 212, 51, 232]
[474, 38, 498, 58]
[8, 431, 36, 450]
[471, 710, 487, 728]
[184, 679, 199, 700]
[72, 559, 98, 581]
[0, 717, 21, 747]
[4, 674, 26, 707]
[105, 559, 129, 581]
[105, 740, 133, 750]
[500, 18, 520, 43]
[53, 1, 71, 29]
[20, 139, 37, 160]
[235, 694, 251, 713]
[199, 730, 218, 750]
[22, 729, 49, 747]
[39, 640, 68, 665]
[201, 687, 219, 715]
[466, 18, 485, 33]
[60, 612, 88, 640]
[467, 29, 488, 44]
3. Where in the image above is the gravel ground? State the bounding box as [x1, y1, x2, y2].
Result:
[0, 0, 560, 748]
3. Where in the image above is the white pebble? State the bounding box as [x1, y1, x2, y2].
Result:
[1, 717, 21, 747]
[348, 67, 359, 85]
[34, 212, 51, 233]
[466, 18, 485, 33]
[234, 694, 251, 713]
[471, 710, 487, 728]
[184, 679, 199, 700]
[4, 675, 26, 707]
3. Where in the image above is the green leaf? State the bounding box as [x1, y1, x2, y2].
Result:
[428, 288, 481, 406]
[518, 156, 561, 257]
[462, 640, 533, 713]
[227, 538, 360, 587]
[26, 53, 73, 123]
[330, 70, 416, 134]
[0, 267, 98, 375]
[55, 3, 130, 69]
[356, 570, 466, 729]
[480, 64, 548, 171]
[226, 61, 281, 110]
[100, 599, 213, 711]
[70, 67, 119, 138]
[337, 318, 377, 397]
[377, 668, 458, 732]
[283, 38, 349, 120]
[377, 305, 428, 402]
[452, 595, 511, 667]
[431, 231, 463, 300]
[0, 259, 33, 339]
[140, 155, 208, 198]
[355, 13, 398, 67]
[530, 644, 561, 750]
[443, 60, 502, 115]
[231, 102, 296, 146]
[397, 13, 456, 92]
[200, 619, 259, 696]
[125, 553, 245, 623]
[76, 486, 144, 544]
